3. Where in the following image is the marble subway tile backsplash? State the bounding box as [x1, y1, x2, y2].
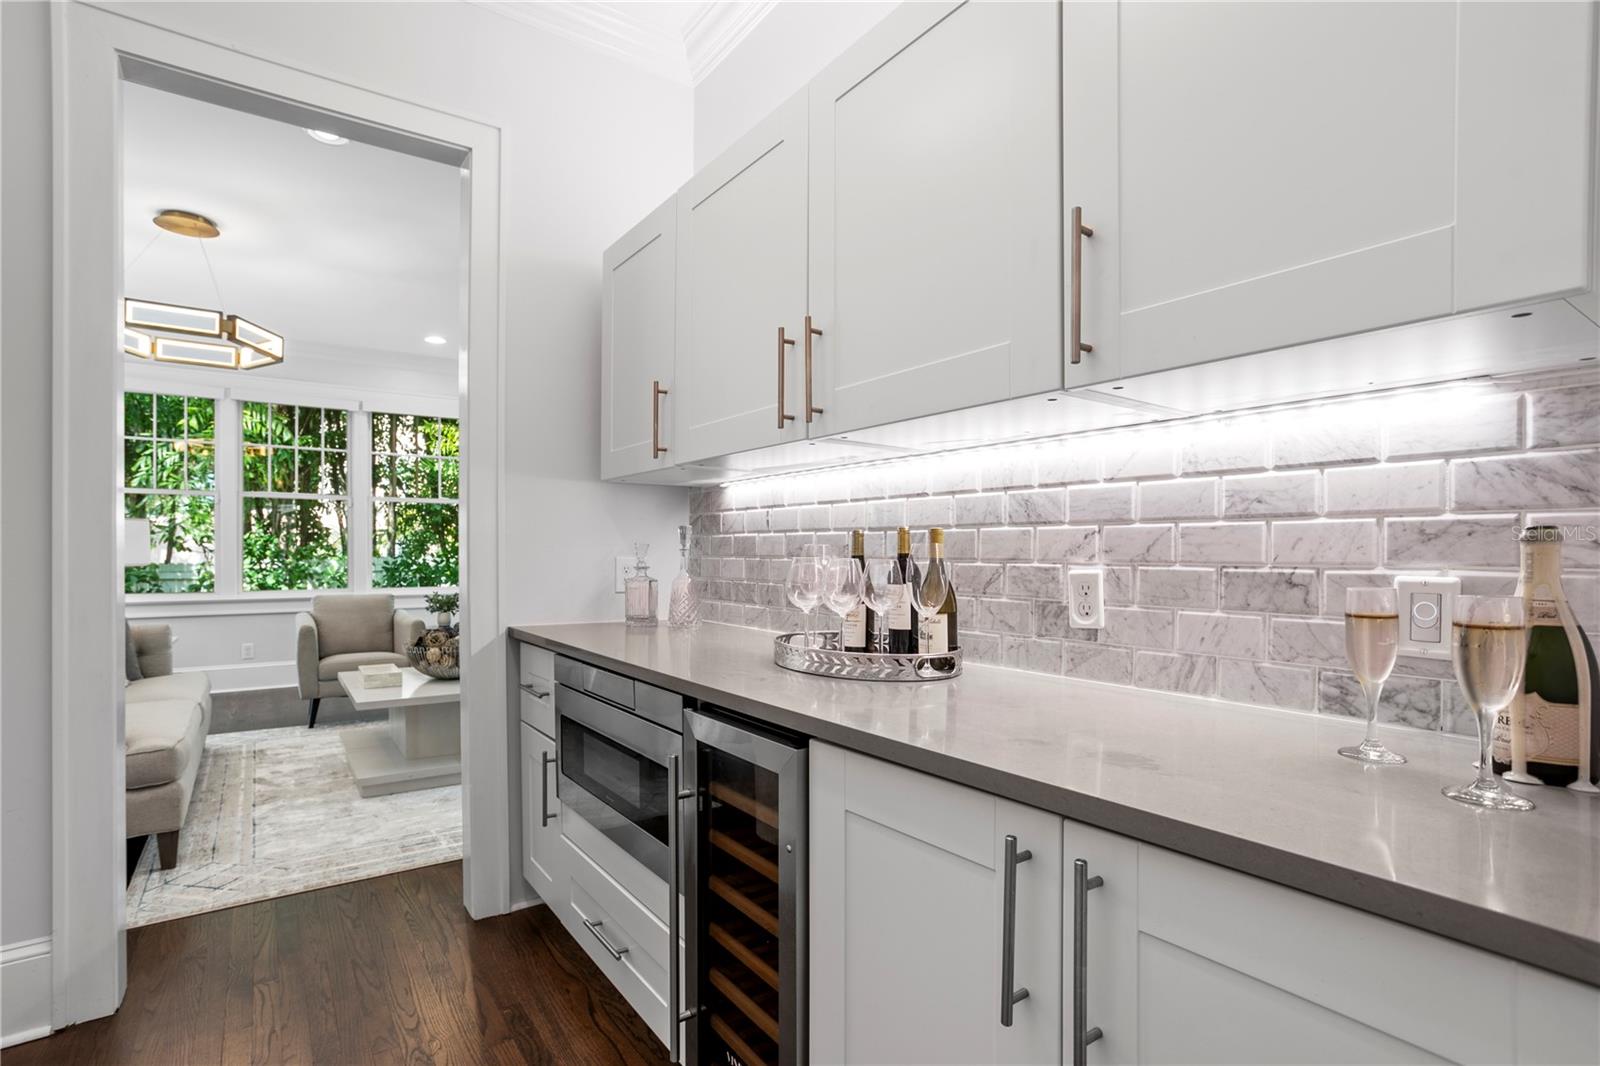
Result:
[689, 375, 1600, 737]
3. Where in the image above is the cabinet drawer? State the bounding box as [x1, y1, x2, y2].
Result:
[560, 837, 670, 1043]
[518, 685, 554, 739]
[518, 643, 554, 689]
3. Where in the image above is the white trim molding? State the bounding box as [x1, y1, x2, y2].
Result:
[469, 0, 775, 84]
[1, 936, 53, 1048]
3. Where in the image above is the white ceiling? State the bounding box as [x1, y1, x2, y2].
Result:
[122, 81, 462, 362]
[471, 0, 776, 83]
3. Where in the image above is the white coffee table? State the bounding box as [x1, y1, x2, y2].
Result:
[336, 667, 461, 797]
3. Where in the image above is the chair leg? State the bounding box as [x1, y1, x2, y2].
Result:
[308, 697, 321, 729]
[155, 830, 179, 870]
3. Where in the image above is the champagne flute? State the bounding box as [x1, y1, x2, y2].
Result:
[1337, 588, 1406, 765]
[862, 558, 895, 653]
[785, 556, 824, 649]
[823, 556, 865, 650]
[1445, 596, 1534, 811]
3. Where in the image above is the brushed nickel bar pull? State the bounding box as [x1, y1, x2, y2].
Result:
[651, 379, 669, 458]
[1000, 834, 1033, 1027]
[777, 327, 796, 427]
[804, 314, 824, 423]
[582, 918, 628, 961]
[540, 750, 556, 826]
[1072, 858, 1105, 1065]
[1070, 206, 1095, 366]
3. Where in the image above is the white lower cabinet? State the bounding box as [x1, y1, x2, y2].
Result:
[518, 721, 560, 900]
[811, 743, 1600, 1066]
[810, 743, 1061, 1065]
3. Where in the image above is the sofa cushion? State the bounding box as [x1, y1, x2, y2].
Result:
[319, 651, 410, 682]
[126, 670, 210, 707]
[126, 623, 143, 682]
[311, 593, 395, 658]
[125, 698, 204, 789]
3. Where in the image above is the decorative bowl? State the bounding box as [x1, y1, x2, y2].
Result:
[407, 627, 460, 680]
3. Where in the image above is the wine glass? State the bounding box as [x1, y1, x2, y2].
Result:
[1445, 596, 1534, 811]
[784, 556, 824, 649]
[1337, 588, 1406, 765]
[861, 558, 896, 653]
[823, 556, 865, 648]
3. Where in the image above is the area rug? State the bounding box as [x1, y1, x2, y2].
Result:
[126, 721, 463, 927]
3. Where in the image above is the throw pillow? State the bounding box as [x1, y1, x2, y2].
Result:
[125, 623, 144, 683]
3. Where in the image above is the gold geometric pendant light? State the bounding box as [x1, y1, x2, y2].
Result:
[123, 209, 285, 371]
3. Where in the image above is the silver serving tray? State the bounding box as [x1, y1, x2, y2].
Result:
[773, 630, 961, 682]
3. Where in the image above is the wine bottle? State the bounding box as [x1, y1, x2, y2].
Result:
[843, 529, 873, 653]
[1491, 525, 1600, 789]
[917, 528, 958, 663]
[887, 527, 920, 654]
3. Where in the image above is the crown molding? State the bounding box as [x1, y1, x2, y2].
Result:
[467, 1, 775, 85]
[683, 1, 778, 83]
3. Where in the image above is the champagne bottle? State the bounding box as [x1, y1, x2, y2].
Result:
[1491, 526, 1600, 789]
[917, 528, 959, 662]
[843, 529, 873, 653]
[887, 527, 920, 655]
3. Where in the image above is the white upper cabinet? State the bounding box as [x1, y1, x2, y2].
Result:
[600, 197, 677, 480]
[675, 93, 810, 462]
[1063, 0, 1597, 386]
[808, 0, 1063, 436]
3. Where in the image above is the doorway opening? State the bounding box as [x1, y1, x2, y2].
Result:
[118, 69, 467, 927]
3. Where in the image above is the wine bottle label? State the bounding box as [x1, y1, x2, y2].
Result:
[1529, 597, 1560, 623]
[918, 614, 950, 654]
[843, 605, 868, 648]
[1494, 692, 1581, 768]
[888, 585, 912, 629]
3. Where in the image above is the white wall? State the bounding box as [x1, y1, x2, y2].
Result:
[2, 0, 693, 995]
[1, 0, 55, 953]
[693, 0, 896, 167]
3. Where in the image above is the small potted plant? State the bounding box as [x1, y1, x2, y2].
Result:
[425, 590, 459, 631]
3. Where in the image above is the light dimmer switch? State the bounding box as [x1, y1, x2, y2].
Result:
[1393, 575, 1460, 659]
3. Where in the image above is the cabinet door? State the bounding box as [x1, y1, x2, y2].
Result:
[519, 722, 560, 899]
[810, 743, 1061, 1065]
[808, 0, 1062, 436]
[1064, 2, 1594, 388]
[676, 93, 809, 462]
[1061, 820, 1138, 1066]
[600, 197, 677, 481]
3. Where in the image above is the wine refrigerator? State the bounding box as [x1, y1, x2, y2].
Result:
[672, 707, 807, 1066]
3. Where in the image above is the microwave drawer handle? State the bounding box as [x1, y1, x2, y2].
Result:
[581, 917, 628, 961]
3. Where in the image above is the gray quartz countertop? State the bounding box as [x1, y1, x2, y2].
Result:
[509, 621, 1600, 986]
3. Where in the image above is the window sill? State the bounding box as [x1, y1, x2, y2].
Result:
[126, 589, 433, 618]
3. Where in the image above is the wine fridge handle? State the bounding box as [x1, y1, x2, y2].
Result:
[1072, 858, 1105, 1066]
[539, 750, 556, 827]
[1070, 206, 1095, 366]
[777, 327, 796, 427]
[1000, 834, 1032, 1027]
[668, 753, 682, 1062]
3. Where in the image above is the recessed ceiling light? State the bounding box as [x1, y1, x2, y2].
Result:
[305, 129, 348, 146]
[423, 334, 447, 345]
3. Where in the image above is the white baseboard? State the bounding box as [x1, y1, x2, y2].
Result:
[197, 660, 296, 692]
[1, 936, 52, 1048]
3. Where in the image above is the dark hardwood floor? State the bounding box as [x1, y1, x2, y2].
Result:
[8, 862, 669, 1065]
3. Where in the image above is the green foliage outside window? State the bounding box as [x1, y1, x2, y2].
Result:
[241, 401, 350, 591]
[372, 412, 459, 589]
[124, 392, 215, 593]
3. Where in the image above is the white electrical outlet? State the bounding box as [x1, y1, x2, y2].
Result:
[240, 642, 255, 661]
[1067, 567, 1105, 629]
[1393, 574, 1460, 659]
[615, 556, 637, 594]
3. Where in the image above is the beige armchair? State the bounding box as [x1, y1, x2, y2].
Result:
[295, 593, 425, 728]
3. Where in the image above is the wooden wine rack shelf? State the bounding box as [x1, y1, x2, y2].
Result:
[709, 920, 779, 991]
[709, 966, 780, 1043]
[709, 873, 779, 936]
[710, 1012, 772, 1066]
[710, 828, 779, 882]
[709, 781, 780, 829]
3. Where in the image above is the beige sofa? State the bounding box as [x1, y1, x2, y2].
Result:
[126, 623, 211, 870]
[295, 593, 425, 728]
